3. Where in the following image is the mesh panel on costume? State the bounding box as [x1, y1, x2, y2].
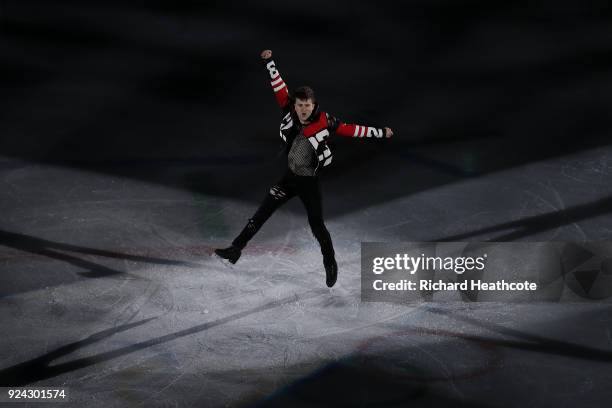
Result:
[288, 135, 317, 176]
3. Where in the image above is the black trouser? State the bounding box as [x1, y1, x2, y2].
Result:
[232, 170, 335, 260]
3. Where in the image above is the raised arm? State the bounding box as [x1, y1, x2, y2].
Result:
[260, 49, 290, 109]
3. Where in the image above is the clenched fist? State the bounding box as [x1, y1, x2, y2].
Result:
[260, 49, 272, 60]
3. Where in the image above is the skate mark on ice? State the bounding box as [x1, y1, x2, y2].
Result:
[0, 289, 327, 386]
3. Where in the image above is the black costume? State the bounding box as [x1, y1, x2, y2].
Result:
[215, 56, 387, 287]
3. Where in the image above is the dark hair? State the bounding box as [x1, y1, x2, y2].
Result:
[293, 86, 316, 103]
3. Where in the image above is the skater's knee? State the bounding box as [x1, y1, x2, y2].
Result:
[309, 220, 329, 236]
[269, 185, 287, 201]
[307, 214, 325, 229]
[246, 218, 257, 230]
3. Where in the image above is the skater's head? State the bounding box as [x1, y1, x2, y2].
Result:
[293, 86, 316, 124]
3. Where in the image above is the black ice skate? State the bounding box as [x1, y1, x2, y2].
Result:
[324, 256, 338, 288]
[214, 246, 241, 264]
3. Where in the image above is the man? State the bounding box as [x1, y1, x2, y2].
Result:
[215, 49, 393, 288]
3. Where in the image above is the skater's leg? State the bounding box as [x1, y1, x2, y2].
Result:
[231, 182, 294, 250]
[215, 173, 296, 264]
[298, 178, 337, 287]
[297, 178, 335, 259]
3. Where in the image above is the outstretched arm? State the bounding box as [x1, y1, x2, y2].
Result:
[260, 49, 290, 109]
[335, 120, 394, 138]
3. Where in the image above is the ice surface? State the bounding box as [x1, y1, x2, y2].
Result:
[1, 146, 612, 407]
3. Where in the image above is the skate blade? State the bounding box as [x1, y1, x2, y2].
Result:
[212, 252, 236, 269]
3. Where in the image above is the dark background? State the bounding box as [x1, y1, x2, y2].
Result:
[2, 4, 612, 405]
[2, 0, 612, 212]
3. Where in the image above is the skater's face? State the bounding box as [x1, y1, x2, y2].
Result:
[294, 98, 315, 123]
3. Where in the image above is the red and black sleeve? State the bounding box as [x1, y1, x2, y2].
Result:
[263, 59, 290, 109]
[327, 114, 385, 138]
